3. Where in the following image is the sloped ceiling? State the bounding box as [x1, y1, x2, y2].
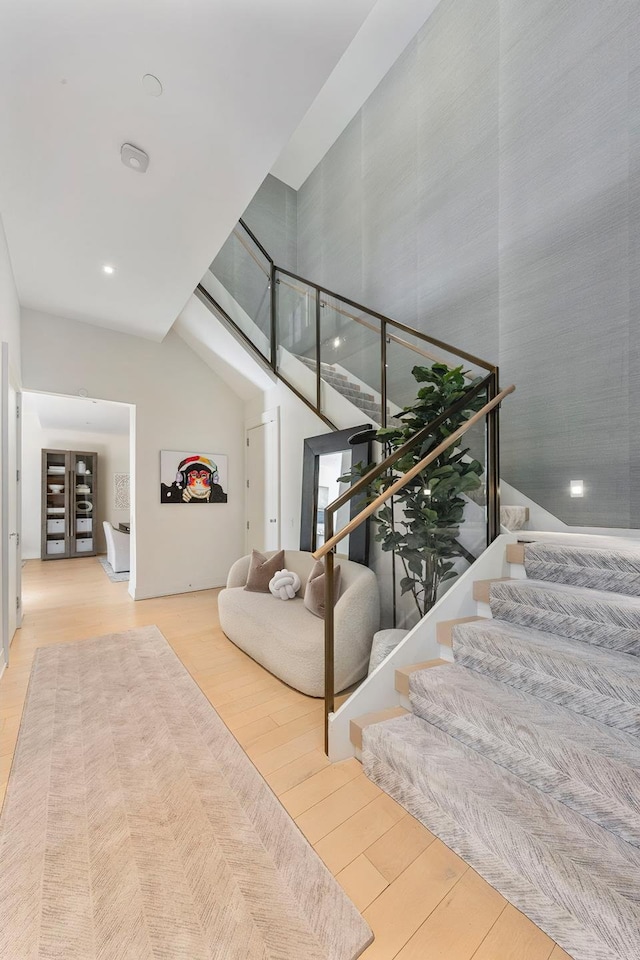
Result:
[0, 0, 376, 340]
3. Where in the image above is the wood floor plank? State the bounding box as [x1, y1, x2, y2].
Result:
[360, 840, 468, 960]
[471, 904, 555, 960]
[314, 793, 406, 875]
[245, 710, 324, 759]
[1, 557, 559, 960]
[270, 698, 323, 726]
[265, 749, 332, 796]
[295, 774, 382, 844]
[251, 728, 324, 775]
[280, 758, 362, 818]
[395, 868, 506, 960]
[231, 715, 278, 747]
[365, 813, 436, 882]
[223, 693, 308, 730]
[336, 855, 389, 913]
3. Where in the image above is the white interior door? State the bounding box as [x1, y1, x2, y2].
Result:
[7, 378, 18, 639]
[1, 343, 21, 670]
[246, 412, 279, 554]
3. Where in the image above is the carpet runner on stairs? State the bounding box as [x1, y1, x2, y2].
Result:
[296, 355, 384, 423]
[362, 536, 640, 960]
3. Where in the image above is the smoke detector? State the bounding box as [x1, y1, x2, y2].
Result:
[121, 143, 149, 173]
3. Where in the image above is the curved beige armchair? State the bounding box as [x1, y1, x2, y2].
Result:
[218, 550, 380, 697]
[103, 521, 130, 573]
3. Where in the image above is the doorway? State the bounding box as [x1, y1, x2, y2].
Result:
[20, 391, 133, 601]
[245, 409, 280, 554]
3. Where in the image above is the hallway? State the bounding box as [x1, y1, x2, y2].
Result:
[1, 558, 570, 960]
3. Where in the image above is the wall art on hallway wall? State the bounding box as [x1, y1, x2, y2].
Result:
[160, 451, 228, 504]
[114, 473, 130, 510]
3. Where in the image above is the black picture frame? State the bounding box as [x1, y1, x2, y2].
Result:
[300, 425, 373, 566]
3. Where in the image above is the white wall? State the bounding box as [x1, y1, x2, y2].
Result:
[0, 215, 21, 669]
[0, 217, 21, 383]
[21, 414, 130, 559]
[21, 310, 246, 599]
[245, 381, 331, 550]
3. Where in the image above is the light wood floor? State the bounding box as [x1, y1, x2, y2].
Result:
[0, 557, 572, 960]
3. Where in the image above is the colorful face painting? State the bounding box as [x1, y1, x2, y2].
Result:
[160, 452, 228, 504]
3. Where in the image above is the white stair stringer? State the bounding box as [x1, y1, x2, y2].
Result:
[327, 532, 517, 760]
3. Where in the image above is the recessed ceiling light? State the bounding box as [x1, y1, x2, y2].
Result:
[102, 264, 115, 275]
[142, 73, 163, 97]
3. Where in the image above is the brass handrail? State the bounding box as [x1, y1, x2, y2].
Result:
[275, 272, 456, 372]
[317, 383, 514, 753]
[326, 375, 493, 517]
[276, 265, 496, 373]
[315, 385, 514, 561]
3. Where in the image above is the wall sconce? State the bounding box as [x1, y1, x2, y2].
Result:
[569, 480, 584, 498]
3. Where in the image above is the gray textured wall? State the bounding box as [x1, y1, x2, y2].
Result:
[243, 174, 298, 273]
[210, 174, 298, 342]
[294, 0, 640, 528]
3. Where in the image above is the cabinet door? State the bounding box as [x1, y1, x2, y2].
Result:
[71, 452, 97, 557]
[42, 449, 71, 559]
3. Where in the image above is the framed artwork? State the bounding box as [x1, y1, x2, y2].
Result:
[114, 473, 130, 510]
[160, 451, 228, 504]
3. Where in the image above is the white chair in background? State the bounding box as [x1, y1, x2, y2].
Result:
[103, 521, 130, 573]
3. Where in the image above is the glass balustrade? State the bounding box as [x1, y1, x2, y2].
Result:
[197, 219, 507, 753]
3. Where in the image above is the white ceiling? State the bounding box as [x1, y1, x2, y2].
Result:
[0, 0, 376, 341]
[23, 391, 131, 435]
[272, 0, 444, 190]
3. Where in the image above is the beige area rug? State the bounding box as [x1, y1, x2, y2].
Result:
[0, 626, 372, 960]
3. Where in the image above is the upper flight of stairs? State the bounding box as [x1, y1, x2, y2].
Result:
[296, 355, 384, 424]
[355, 535, 640, 960]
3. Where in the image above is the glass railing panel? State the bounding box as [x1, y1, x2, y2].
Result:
[275, 273, 318, 407]
[203, 226, 272, 361]
[347, 376, 489, 634]
[318, 294, 382, 427]
[384, 327, 489, 426]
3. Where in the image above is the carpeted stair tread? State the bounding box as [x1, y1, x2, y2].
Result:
[523, 542, 640, 595]
[489, 578, 640, 656]
[451, 617, 640, 734]
[408, 662, 640, 846]
[363, 713, 640, 960]
[296, 355, 383, 420]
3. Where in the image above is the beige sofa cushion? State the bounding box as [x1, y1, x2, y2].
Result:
[304, 560, 341, 619]
[245, 548, 285, 592]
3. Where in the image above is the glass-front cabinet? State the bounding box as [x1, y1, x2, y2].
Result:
[41, 449, 98, 559]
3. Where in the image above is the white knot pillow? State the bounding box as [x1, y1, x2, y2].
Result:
[269, 569, 301, 600]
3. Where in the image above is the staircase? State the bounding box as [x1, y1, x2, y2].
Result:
[296, 355, 384, 424]
[357, 536, 640, 960]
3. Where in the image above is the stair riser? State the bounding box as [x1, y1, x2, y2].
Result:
[489, 590, 640, 657]
[454, 641, 640, 738]
[409, 686, 640, 847]
[452, 622, 640, 705]
[525, 543, 640, 578]
[524, 561, 640, 596]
